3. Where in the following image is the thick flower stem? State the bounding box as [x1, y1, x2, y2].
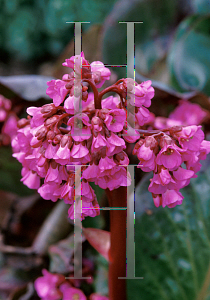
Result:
[106, 187, 127, 300]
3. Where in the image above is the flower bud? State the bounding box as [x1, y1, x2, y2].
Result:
[99, 108, 109, 120]
[145, 136, 158, 149]
[45, 115, 60, 126]
[53, 134, 63, 145]
[60, 135, 69, 148]
[169, 126, 182, 135]
[100, 146, 107, 158]
[17, 118, 30, 129]
[35, 126, 48, 140]
[41, 104, 57, 118]
[46, 130, 56, 141]
[159, 135, 173, 148]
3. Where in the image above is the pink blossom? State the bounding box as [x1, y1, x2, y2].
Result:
[91, 133, 107, 153]
[38, 182, 60, 202]
[68, 113, 91, 141]
[104, 109, 126, 132]
[2, 114, 18, 138]
[27, 106, 45, 127]
[54, 143, 71, 161]
[102, 95, 120, 109]
[135, 106, 150, 126]
[45, 143, 59, 159]
[45, 162, 62, 184]
[90, 61, 111, 88]
[64, 95, 81, 114]
[174, 125, 204, 151]
[154, 117, 182, 130]
[34, 269, 64, 300]
[63, 51, 90, 78]
[169, 100, 207, 126]
[152, 190, 184, 208]
[71, 143, 90, 159]
[122, 123, 140, 143]
[62, 287, 87, 300]
[0, 108, 7, 121]
[137, 152, 156, 172]
[128, 80, 154, 108]
[46, 79, 68, 106]
[199, 140, 210, 160]
[91, 116, 103, 132]
[148, 174, 167, 194]
[156, 144, 183, 171]
[21, 168, 40, 189]
[172, 167, 194, 189]
[162, 189, 184, 208]
[106, 132, 126, 156]
[136, 143, 154, 161]
[68, 197, 100, 220]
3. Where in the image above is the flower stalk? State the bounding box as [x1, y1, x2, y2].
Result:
[106, 187, 127, 300]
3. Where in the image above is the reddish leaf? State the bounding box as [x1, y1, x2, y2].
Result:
[83, 228, 110, 261]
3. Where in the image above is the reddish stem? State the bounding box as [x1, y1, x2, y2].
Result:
[82, 79, 100, 109]
[135, 126, 182, 136]
[106, 187, 127, 300]
[98, 85, 122, 105]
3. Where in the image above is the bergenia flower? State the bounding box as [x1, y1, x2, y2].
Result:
[12, 51, 210, 215]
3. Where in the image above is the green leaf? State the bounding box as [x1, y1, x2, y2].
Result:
[93, 255, 109, 297]
[0, 148, 33, 196]
[192, 0, 210, 15]
[102, 0, 187, 80]
[44, 0, 118, 36]
[168, 15, 210, 96]
[127, 161, 210, 299]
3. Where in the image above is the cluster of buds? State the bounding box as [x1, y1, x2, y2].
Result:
[34, 269, 109, 300]
[133, 125, 210, 207]
[0, 95, 18, 146]
[12, 52, 155, 219]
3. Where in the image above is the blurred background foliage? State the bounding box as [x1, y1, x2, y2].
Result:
[1, 0, 210, 299]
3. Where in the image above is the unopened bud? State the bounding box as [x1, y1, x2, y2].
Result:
[67, 136, 73, 149]
[124, 78, 135, 92]
[60, 135, 69, 148]
[41, 104, 57, 118]
[51, 161, 58, 169]
[53, 134, 63, 145]
[169, 126, 182, 135]
[82, 91, 88, 101]
[86, 138, 92, 150]
[17, 118, 30, 129]
[145, 136, 158, 149]
[159, 135, 173, 148]
[35, 126, 48, 140]
[100, 146, 107, 158]
[115, 151, 124, 162]
[99, 108, 109, 120]
[65, 81, 73, 89]
[104, 126, 111, 138]
[45, 115, 59, 126]
[47, 130, 56, 141]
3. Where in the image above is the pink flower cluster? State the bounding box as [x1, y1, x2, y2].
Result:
[34, 269, 109, 300]
[154, 100, 208, 129]
[133, 125, 210, 208]
[12, 52, 155, 219]
[0, 95, 18, 146]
